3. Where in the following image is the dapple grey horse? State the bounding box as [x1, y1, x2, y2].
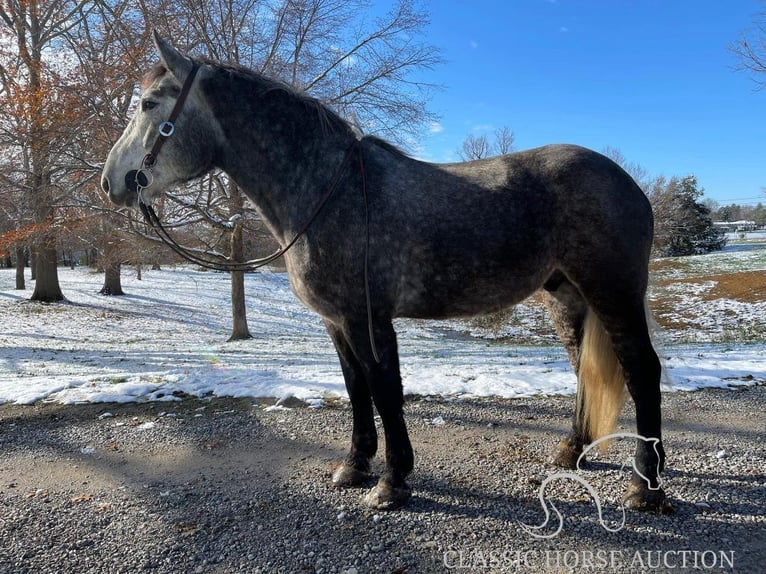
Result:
[102, 33, 671, 513]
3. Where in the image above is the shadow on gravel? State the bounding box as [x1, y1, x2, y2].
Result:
[0, 400, 448, 572]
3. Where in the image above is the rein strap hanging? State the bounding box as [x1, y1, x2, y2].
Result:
[139, 141, 361, 273]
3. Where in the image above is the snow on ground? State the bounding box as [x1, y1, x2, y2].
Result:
[1, 253, 764, 405]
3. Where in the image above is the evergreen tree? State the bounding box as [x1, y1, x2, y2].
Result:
[649, 175, 726, 256]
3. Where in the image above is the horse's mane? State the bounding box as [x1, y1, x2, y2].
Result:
[363, 135, 410, 160]
[198, 57, 353, 137]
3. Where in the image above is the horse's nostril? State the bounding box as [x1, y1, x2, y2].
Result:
[125, 170, 139, 193]
[101, 177, 110, 193]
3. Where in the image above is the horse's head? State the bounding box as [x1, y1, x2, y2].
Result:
[101, 32, 220, 207]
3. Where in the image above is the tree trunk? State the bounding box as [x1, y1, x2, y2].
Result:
[100, 260, 124, 296]
[30, 250, 37, 281]
[15, 247, 25, 290]
[30, 241, 63, 302]
[226, 182, 252, 341]
[228, 218, 252, 341]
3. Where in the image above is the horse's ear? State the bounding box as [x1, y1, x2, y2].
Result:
[152, 30, 193, 81]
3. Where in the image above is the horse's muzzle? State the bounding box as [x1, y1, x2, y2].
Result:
[100, 172, 138, 207]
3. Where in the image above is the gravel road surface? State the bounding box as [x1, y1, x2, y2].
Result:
[0, 386, 764, 573]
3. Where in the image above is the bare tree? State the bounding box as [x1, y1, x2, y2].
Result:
[494, 126, 515, 155]
[150, 0, 442, 146]
[0, 143, 31, 289]
[733, 8, 766, 88]
[63, 1, 155, 296]
[601, 146, 652, 191]
[459, 134, 492, 160]
[457, 126, 515, 161]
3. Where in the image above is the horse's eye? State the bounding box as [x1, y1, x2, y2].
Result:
[142, 100, 158, 111]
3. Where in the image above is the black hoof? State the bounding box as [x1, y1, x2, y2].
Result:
[363, 480, 412, 510]
[622, 482, 675, 514]
[330, 461, 372, 488]
[552, 440, 584, 469]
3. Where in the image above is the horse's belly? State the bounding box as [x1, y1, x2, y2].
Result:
[393, 270, 545, 320]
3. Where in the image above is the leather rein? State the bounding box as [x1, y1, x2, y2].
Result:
[135, 62, 358, 273]
[133, 62, 380, 361]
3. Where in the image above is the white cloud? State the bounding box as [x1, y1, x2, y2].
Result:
[428, 121, 444, 134]
[470, 40, 479, 49]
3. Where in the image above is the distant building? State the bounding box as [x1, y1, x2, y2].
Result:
[713, 220, 757, 233]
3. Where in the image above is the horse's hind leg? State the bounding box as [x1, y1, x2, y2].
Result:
[326, 321, 377, 487]
[542, 273, 591, 468]
[544, 272, 671, 512]
[598, 303, 671, 512]
[578, 284, 671, 513]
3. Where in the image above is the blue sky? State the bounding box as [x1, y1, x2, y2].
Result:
[411, 1, 765, 206]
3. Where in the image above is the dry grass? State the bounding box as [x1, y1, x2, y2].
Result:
[654, 270, 766, 303]
[650, 270, 766, 333]
[705, 271, 766, 302]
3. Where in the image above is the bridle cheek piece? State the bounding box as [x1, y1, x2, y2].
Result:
[134, 63, 200, 200]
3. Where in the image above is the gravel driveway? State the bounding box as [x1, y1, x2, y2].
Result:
[0, 386, 764, 573]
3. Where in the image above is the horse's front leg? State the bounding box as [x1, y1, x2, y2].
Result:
[328, 319, 414, 510]
[362, 321, 413, 510]
[326, 321, 377, 487]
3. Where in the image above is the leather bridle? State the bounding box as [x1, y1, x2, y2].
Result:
[134, 63, 200, 196]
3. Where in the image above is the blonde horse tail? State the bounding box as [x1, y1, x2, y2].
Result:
[576, 308, 628, 451]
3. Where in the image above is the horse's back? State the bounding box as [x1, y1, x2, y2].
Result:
[356, 142, 653, 319]
[439, 143, 651, 222]
[428, 143, 654, 265]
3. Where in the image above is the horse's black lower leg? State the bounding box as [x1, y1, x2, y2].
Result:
[325, 321, 377, 487]
[327, 320, 414, 509]
[618, 341, 672, 512]
[363, 323, 414, 510]
[603, 306, 673, 513]
[542, 277, 590, 468]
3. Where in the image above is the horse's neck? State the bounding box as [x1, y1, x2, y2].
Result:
[207, 77, 355, 245]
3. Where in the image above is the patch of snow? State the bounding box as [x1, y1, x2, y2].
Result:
[1, 265, 764, 406]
